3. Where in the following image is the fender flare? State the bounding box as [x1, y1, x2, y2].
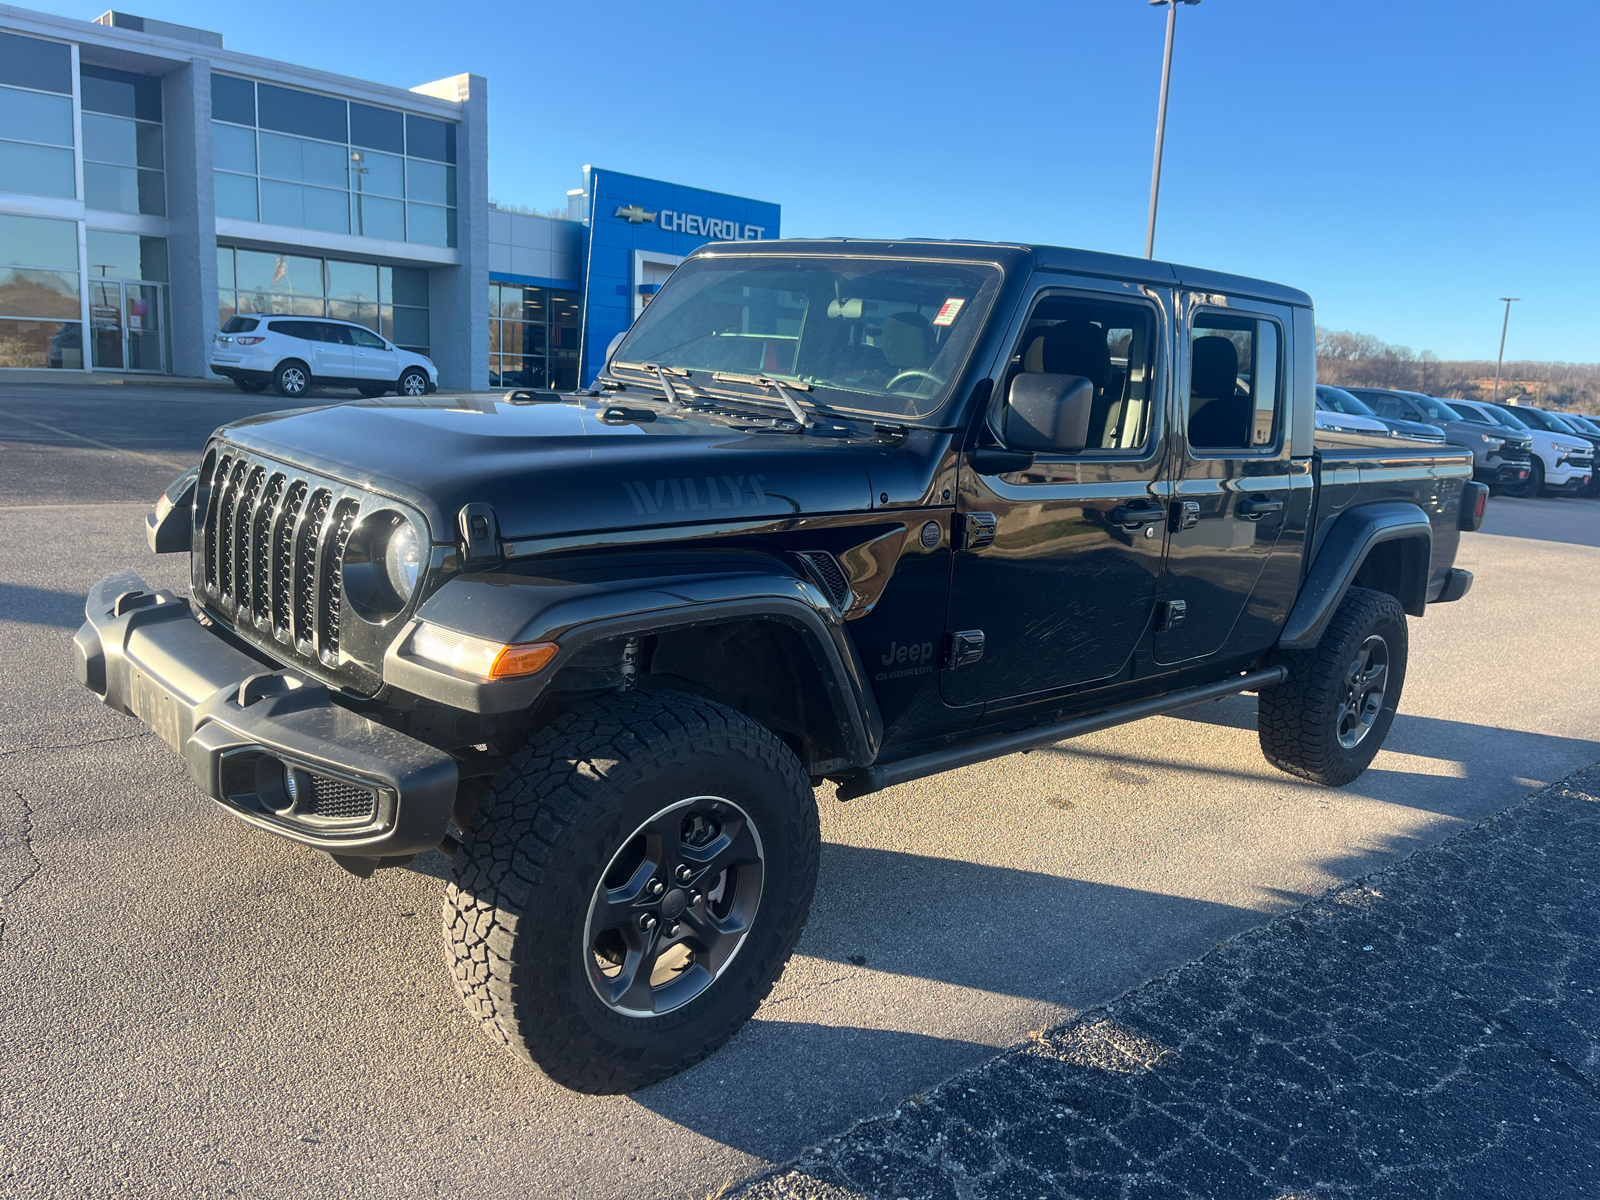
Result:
[383, 558, 885, 766]
[1279, 501, 1432, 650]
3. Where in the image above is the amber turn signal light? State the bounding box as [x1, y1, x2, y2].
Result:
[489, 641, 559, 679]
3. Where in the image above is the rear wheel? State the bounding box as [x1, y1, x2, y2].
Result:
[1259, 586, 1408, 786]
[398, 368, 429, 397]
[272, 360, 310, 398]
[232, 377, 268, 394]
[443, 690, 819, 1093]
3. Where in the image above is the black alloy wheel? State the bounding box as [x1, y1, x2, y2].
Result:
[1335, 635, 1389, 750]
[398, 368, 428, 397]
[443, 690, 819, 1093]
[1259, 586, 1409, 786]
[272, 360, 310, 398]
[584, 795, 764, 1017]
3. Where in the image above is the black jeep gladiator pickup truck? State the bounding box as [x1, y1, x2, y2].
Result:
[74, 239, 1484, 1093]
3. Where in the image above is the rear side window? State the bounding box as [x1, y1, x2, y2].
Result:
[222, 316, 258, 333]
[1187, 314, 1280, 451]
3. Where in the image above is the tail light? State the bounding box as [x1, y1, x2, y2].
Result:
[235, 336, 265, 345]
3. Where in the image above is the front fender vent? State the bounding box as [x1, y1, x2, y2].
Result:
[796, 551, 852, 610]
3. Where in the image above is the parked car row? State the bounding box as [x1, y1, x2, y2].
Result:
[1316, 384, 1597, 499]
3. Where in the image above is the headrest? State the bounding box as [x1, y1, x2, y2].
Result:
[1191, 336, 1239, 400]
[1028, 320, 1110, 387]
[881, 311, 932, 370]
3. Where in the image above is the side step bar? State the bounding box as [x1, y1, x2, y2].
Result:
[835, 666, 1288, 801]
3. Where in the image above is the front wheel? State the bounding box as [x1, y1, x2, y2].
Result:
[1518, 457, 1545, 498]
[398, 368, 429, 396]
[1258, 586, 1408, 786]
[443, 691, 820, 1093]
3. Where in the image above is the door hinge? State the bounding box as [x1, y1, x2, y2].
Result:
[1157, 599, 1187, 633]
[946, 629, 986, 668]
[1171, 500, 1200, 531]
[961, 512, 997, 550]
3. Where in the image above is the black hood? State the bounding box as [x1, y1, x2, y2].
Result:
[215, 394, 882, 543]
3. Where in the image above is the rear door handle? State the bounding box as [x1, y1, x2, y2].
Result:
[1237, 495, 1283, 520]
[1107, 503, 1166, 528]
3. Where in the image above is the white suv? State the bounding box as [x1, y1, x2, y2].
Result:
[210, 315, 438, 399]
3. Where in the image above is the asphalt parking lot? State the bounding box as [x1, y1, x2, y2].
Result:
[2, 384, 1598, 1199]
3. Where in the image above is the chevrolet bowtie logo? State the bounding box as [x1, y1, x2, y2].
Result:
[613, 204, 658, 225]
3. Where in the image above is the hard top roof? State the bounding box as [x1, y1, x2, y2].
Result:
[697, 237, 1312, 309]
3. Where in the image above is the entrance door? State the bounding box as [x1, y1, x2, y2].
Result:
[124, 284, 163, 372]
[90, 281, 124, 369]
[1153, 295, 1293, 664]
[89, 280, 165, 372]
[942, 284, 1173, 707]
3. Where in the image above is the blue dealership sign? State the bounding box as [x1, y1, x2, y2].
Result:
[577, 167, 781, 385]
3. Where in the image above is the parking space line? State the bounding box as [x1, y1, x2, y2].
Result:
[0, 409, 191, 468]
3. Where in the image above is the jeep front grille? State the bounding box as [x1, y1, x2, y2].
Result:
[196, 445, 415, 675]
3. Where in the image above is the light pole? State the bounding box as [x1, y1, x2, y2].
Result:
[1491, 297, 1519, 404]
[1145, 0, 1200, 260]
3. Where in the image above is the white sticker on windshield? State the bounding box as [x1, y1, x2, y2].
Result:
[932, 298, 965, 327]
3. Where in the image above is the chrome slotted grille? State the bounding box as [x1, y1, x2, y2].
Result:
[196, 444, 415, 677]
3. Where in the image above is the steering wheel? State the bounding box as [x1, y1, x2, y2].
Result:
[885, 369, 941, 393]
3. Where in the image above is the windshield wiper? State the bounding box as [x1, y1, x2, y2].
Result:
[608, 361, 698, 407]
[710, 372, 817, 427]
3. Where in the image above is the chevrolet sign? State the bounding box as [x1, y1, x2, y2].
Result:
[611, 203, 767, 241]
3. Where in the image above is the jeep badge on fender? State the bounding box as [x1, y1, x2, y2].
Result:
[83, 236, 1482, 1095]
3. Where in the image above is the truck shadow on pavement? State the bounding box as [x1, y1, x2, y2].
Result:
[0, 582, 89, 630]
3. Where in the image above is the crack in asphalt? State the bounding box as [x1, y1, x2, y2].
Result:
[0, 731, 154, 759]
[737, 770, 1600, 1200]
[0, 787, 42, 942]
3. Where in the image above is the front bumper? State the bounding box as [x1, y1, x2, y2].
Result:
[1477, 461, 1529, 486]
[73, 569, 458, 859]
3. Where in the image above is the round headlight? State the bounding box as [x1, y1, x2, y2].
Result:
[384, 519, 422, 601]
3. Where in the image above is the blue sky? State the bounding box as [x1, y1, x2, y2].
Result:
[39, 0, 1597, 361]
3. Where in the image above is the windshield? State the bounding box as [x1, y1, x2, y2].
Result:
[1503, 406, 1559, 431]
[1477, 405, 1529, 431]
[1404, 393, 1462, 422]
[1562, 413, 1600, 434]
[1316, 385, 1377, 416]
[609, 255, 1002, 419]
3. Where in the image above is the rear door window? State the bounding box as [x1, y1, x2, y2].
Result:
[269, 320, 315, 340]
[1186, 313, 1280, 452]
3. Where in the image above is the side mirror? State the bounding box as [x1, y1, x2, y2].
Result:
[1002, 373, 1094, 453]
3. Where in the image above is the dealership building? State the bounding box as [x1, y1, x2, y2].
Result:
[0, 5, 780, 389]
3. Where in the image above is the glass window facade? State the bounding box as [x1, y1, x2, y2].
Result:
[489, 282, 580, 390]
[0, 31, 76, 199]
[0, 213, 82, 369]
[81, 65, 165, 216]
[217, 245, 431, 354]
[211, 73, 457, 246]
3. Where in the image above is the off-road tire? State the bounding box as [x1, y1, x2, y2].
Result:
[1259, 586, 1408, 786]
[443, 690, 819, 1094]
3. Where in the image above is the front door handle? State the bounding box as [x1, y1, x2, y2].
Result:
[1237, 495, 1283, 520]
[1107, 503, 1166, 528]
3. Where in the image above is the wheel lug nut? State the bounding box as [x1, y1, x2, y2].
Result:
[688, 890, 702, 906]
[638, 913, 658, 932]
[647, 878, 665, 897]
[663, 921, 680, 938]
[674, 864, 694, 884]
